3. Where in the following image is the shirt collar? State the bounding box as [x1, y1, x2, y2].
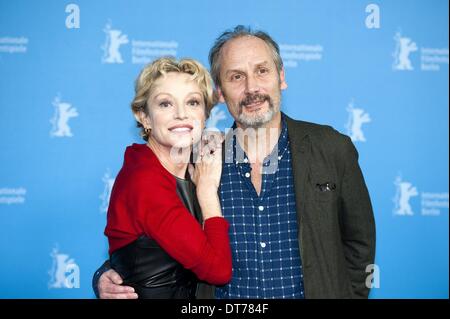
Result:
[224, 114, 290, 167]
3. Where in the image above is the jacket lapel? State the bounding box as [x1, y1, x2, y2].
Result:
[285, 114, 312, 268]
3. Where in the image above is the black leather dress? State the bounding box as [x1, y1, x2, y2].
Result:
[110, 176, 202, 299]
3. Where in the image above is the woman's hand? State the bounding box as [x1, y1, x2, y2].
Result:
[189, 131, 223, 189]
[188, 131, 224, 220]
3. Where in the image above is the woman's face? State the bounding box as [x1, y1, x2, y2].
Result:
[143, 72, 206, 150]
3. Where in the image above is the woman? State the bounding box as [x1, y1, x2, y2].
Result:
[105, 57, 231, 298]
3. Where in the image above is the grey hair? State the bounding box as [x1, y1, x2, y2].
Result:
[208, 25, 283, 88]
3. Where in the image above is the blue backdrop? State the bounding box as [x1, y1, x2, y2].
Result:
[0, 0, 448, 298]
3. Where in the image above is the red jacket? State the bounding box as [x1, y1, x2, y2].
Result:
[105, 143, 232, 285]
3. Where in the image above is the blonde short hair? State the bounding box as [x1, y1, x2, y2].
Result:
[131, 57, 216, 141]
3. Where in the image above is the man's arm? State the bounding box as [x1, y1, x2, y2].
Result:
[92, 260, 138, 299]
[92, 260, 110, 298]
[338, 135, 376, 298]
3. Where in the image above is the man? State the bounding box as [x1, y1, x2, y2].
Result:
[93, 25, 376, 299]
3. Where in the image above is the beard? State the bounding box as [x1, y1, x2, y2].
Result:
[236, 92, 279, 128]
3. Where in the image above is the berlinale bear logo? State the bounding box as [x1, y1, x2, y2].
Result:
[48, 246, 80, 289]
[393, 176, 419, 216]
[345, 100, 371, 142]
[100, 170, 115, 213]
[50, 95, 78, 138]
[101, 22, 129, 64]
[206, 106, 227, 130]
[393, 32, 418, 71]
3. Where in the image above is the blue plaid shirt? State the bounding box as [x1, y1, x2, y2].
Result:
[215, 116, 305, 299]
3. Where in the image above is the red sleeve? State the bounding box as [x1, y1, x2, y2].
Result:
[129, 170, 232, 285]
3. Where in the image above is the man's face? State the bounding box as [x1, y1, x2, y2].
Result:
[217, 36, 287, 128]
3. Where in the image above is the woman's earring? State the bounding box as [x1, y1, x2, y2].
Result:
[144, 127, 151, 135]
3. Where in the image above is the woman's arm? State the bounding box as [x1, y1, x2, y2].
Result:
[130, 169, 231, 285]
